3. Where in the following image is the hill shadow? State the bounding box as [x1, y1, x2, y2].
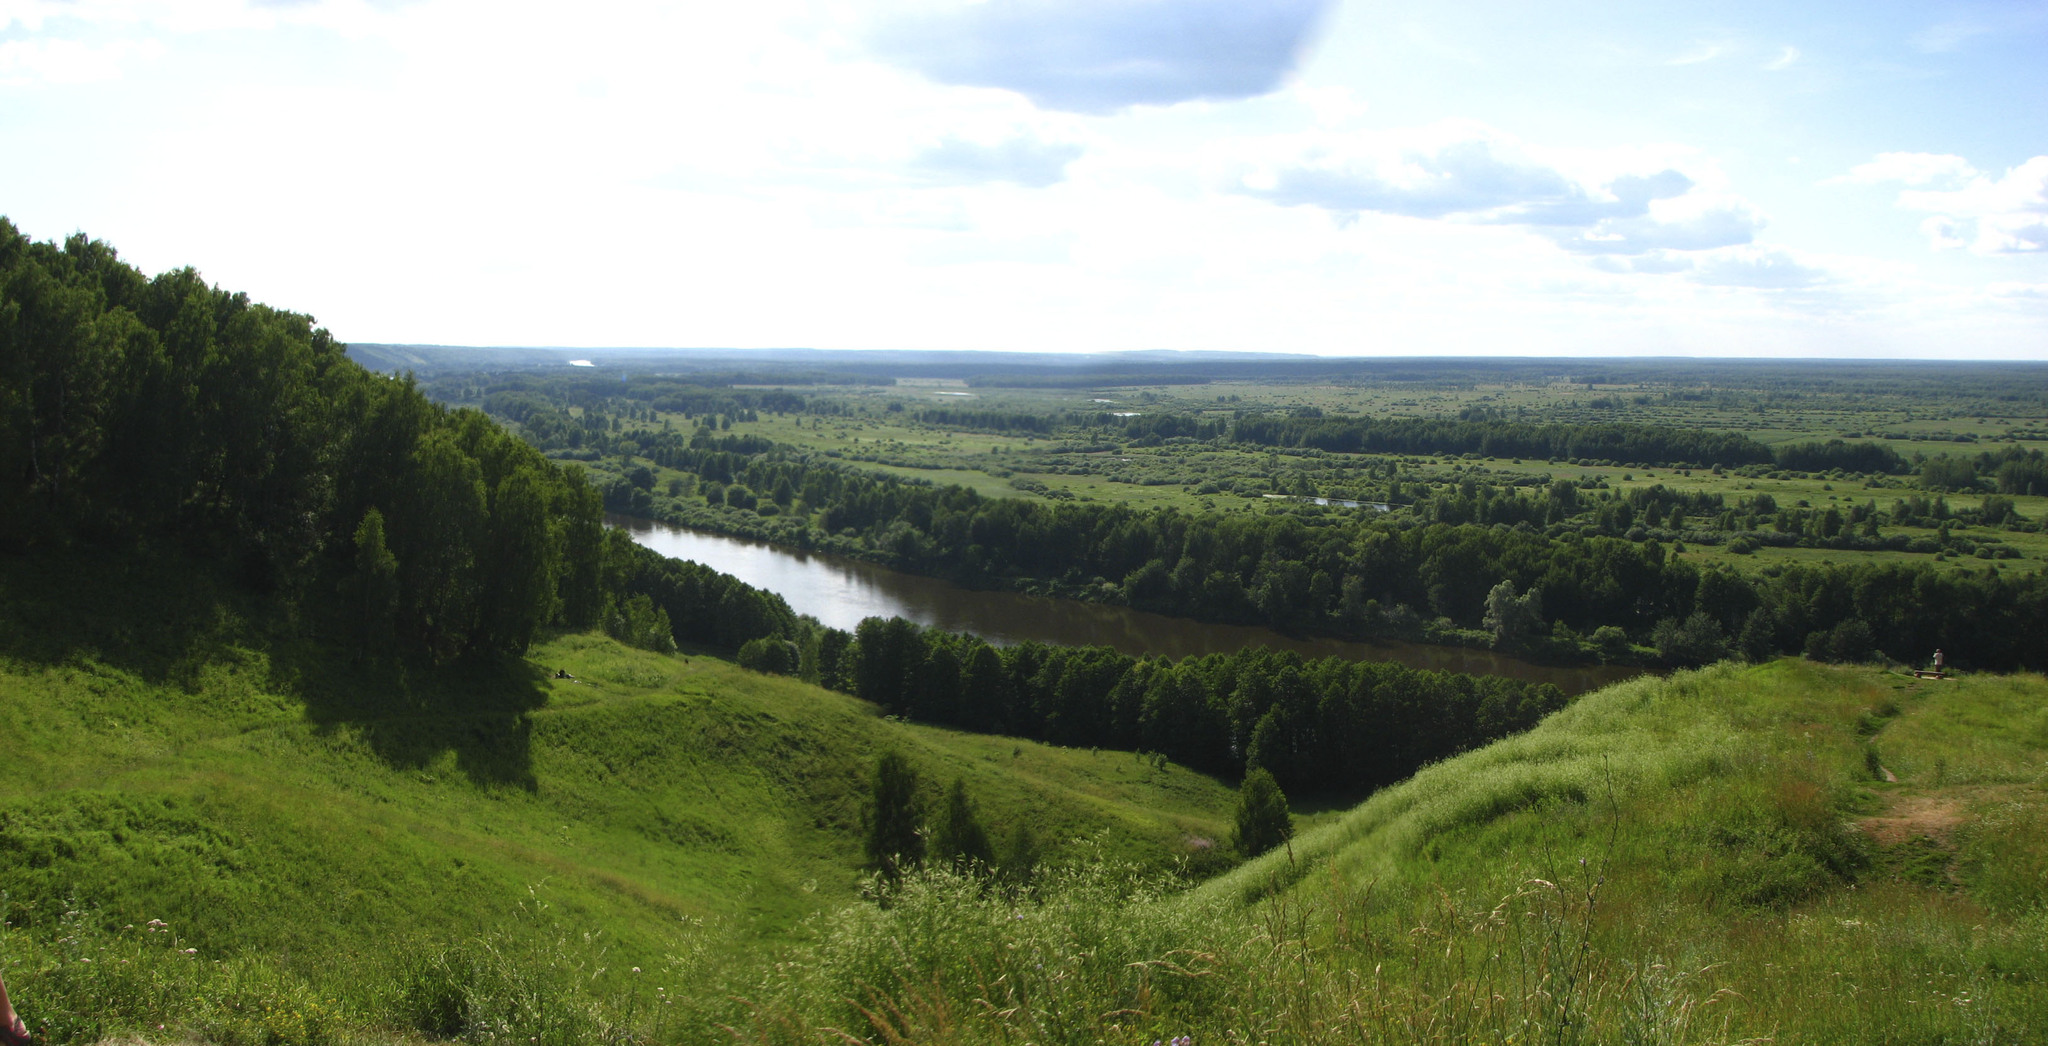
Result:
[0, 547, 544, 789]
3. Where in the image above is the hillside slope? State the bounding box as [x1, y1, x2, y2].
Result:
[0, 551, 1235, 1044]
[752, 659, 2048, 1045]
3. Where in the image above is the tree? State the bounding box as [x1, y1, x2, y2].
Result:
[350, 508, 400, 658]
[1805, 618, 1877, 664]
[1591, 625, 1631, 662]
[1736, 607, 1777, 663]
[1651, 611, 1727, 667]
[605, 594, 677, 654]
[1232, 766, 1293, 857]
[1482, 579, 1543, 649]
[737, 636, 798, 674]
[866, 751, 924, 877]
[999, 822, 1039, 887]
[930, 777, 994, 872]
[474, 464, 561, 656]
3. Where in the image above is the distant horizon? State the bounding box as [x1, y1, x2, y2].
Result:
[346, 343, 2048, 365]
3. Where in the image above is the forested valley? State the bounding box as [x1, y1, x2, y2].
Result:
[8, 222, 2048, 1046]
[437, 368, 2048, 675]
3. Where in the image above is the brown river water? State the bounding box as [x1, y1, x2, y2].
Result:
[613, 515, 1642, 695]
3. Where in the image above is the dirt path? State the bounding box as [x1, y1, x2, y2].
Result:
[1855, 793, 1970, 846]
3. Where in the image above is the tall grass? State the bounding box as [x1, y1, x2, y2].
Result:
[709, 660, 2048, 1045]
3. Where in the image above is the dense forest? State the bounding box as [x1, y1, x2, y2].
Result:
[839, 618, 1565, 794]
[0, 220, 797, 664]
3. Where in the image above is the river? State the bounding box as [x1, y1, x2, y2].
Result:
[611, 516, 1641, 695]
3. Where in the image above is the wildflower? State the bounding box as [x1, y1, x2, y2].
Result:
[632, 967, 641, 973]
[183, 948, 197, 954]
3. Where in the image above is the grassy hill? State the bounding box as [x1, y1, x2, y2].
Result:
[736, 659, 2048, 1045]
[0, 551, 1236, 1044]
[5, 548, 2045, 1044]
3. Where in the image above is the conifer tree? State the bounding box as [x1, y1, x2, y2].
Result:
[931, 776, 994, 872]
[1232, 766, 1292, 857]
[866, 751, 924, 877]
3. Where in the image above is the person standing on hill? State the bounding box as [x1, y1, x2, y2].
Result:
[0, 972, 29, 1046]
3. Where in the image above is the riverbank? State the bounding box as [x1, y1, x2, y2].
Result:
[611, 514, 1643, 694]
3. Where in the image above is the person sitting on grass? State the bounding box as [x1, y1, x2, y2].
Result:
[0, 971, 29, 1046]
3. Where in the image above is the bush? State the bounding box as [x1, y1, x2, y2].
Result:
[737, 636, 799, 675]
[1591, 625, 1631, 662]
[1803, 618, 1876, 664]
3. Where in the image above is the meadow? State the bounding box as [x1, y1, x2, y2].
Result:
[552, 365, 2048, 582]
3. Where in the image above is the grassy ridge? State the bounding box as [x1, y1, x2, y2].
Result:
[6, 548, 2045, 1043]
[0, 551, 1234, 1043]
[750, 660, 2048, 1044]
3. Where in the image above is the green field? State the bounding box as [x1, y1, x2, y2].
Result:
[585, 370, 2048, 579]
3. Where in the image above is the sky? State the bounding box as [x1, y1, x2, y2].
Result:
[2, 0, 2045, 358]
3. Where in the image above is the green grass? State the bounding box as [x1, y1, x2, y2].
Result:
[729, 660, 2048, 1045]
[7, 548, 2046, 1044]
[0, 550, 1235, 1043]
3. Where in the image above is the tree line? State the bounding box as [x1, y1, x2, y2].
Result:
[1, 221, 809, 665]
[839, 616, 1566, 794]
[1224, 411, 1779, 469]
[588, 423, 2048, 672]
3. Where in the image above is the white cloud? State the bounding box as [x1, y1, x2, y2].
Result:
[1548, 198, 1761, 256]
[0, 36, 161, 84]
[1866, 156, 2048, 255]
[1690, 245, 1833, 289]
[1, 0, 2038, 358]
[1986, 281, 2048, 302]
[1230, 123, 1759, 257]
[1763, 45, 1799, 71]
[864, 0, 1334, 114]
[1667, 43, 1723, 66]
[1828, 152, 1978, 189]
[909, 131, 1085, 188]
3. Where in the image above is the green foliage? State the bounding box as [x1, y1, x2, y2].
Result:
[722, 655, 2048, 1044]
[349, 507, 399, 657]
[931, 776, 995, 872]
[1651, 610, 1727, 666]
[1231, 767, 1292, 857]
[843, 615, 1567, 794]
[0, 221, 609, 663]
[0, 546, 1237, 1043]
[1481, 578, 1542, 649]
[866, 751, 925, 877]
[736, 635, 799, 674]
[603, 593, 677, 654]
[1804, 617, 1877, 664]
